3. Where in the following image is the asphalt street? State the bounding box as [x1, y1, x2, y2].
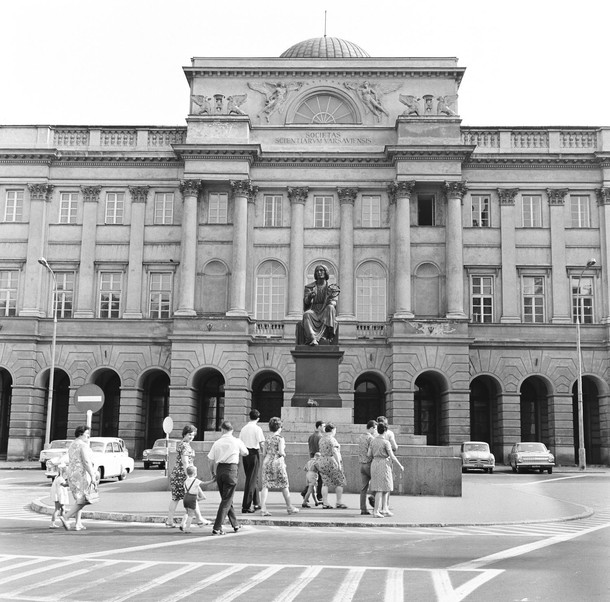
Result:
[0, 468, 609, 601]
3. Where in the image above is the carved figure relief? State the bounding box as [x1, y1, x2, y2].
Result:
[399, 94, 421, 116]
[398, 93, 459, 117]
[437, 95, 458, 116]
[247, 81, 304, 122]
[343, 81, 400, 122]
[191, 93, 249, 117]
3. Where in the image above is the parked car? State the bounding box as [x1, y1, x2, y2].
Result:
[39, 439, 71, 470]
[509, 442, 555, 474]
[44, 436, 134, 480]
[460, 441, 495, 473]
[142, 438, 180, 469]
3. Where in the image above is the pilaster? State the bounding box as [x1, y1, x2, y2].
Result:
[337, 187, 357, 319]
[287, 187, 308, 318]
[547, 188, 571, 323]
[495, 391, 521, 463]
[498, 188, 520, 323]
[596, 187, 610, 323]
[444, 181, 467, 319]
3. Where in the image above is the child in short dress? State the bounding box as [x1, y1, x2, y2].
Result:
[50, 464, 70, 528]
[180, 465, 212, 532]
[302, 452, 321, 508]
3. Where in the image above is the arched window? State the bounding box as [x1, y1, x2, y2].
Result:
[252, 373, 284, 423]
[356, 261, 387, 321]
[414, 374, 440, 445]
[354, 375, 386, 424]
[414, 263, 441, 317]
[197, 373, 225, 432]
[256, 261, 286, 320]
[200, 261, 229, 314]
[292, 94, 357, 124]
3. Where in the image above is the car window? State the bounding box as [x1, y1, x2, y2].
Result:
[153, 439, 167, 448]
[90, 442, 104, 453]
[464, 443, 489, 452]
[50, 440, 71, 449]
[517, 443, 547, 452]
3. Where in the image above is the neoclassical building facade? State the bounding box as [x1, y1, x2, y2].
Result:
[0, 37, 609, 465]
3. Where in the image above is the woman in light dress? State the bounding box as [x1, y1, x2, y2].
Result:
[316, 423, 347, 509]
[368, 422, 403, 517]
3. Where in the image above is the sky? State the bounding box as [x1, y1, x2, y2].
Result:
[0, 0, 608, 128]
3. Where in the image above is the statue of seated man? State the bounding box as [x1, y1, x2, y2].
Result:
[301, 264, 340, 345]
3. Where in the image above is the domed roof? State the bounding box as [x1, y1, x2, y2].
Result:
[280, 37, 370, 59]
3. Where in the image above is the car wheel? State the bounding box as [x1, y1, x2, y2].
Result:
[118, 468, 128, 481]
[96, 467, 103, 482]
[488, 467, 493, 474]
[511, 463, 517, 473]
[516, 466, 522, 474]
[547, 467, 553, 474]
[143, 462, 150, 470]
[461, 467, 467, 473]
[40, 462, 46, 470]
[160, 462, 166, 470]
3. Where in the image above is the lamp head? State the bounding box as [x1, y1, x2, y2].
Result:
[587, 259, 596, 268]
[38, 257, 49, 269]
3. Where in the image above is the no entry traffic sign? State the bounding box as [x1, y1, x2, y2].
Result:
[73, 384, 105, 413]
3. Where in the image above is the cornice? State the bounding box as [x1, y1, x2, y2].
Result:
[386, 145, 474, 163]
[173, 144, 261, 164]
[254, 154, 392, 168]
[464, 154, 599, 169]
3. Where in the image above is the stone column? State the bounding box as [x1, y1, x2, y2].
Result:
[74, 186, 101, 318]
[444, 181, 468, 318]
[498, 189, 520, 323]
[547, 391, 576, 465]
[596, 187, 610, 323]
[548, 188, 571, 323]
[123, 186, 149, 319]
[287, 187, 308, 318]
[117, 386, 142, 457]
[388, 181, 415, 319]
[337, 187, 358, 318]
[175, 180, 201, 316]
[228, 180, 258, 316]
[495, 391, 521, 463]
[20, 184, 53, 317]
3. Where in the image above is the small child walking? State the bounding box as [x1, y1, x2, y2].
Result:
[302, 452, 322, 508]
[180, 465, 213, 532]
[50, 464, 70, 528]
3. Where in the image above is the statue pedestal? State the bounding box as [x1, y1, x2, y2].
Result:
[290, 345, 343, 407]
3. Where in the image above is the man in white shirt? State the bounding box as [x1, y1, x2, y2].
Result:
[207, 421, 249, 535]
[239, 409, 266, 513]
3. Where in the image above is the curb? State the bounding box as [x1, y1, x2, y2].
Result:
[29, 497, 593, 529]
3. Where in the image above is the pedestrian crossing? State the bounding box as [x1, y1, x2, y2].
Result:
[0, 554, 502, 602]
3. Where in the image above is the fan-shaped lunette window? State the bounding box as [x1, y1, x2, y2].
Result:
[293, 94, 356, 124]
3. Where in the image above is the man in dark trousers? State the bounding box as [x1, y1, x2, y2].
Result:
[239, 409, 265, 513]
[301, 420, 325, 502]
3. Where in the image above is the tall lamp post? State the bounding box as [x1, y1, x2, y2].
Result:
[38, 257, 57, 448]
[575, 258, 596, 471]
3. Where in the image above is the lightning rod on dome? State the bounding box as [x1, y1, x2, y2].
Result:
[324, 10, 327, 38]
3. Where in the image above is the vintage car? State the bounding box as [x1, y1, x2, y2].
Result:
[39, 439, 71, 470]
[142, 438, 180, 469]
[508, 442, 555, 474]
[460, 441, 495, 473]
[45, 436, 135, 481]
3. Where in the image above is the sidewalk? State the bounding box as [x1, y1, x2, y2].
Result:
[19, 463, 605, 528]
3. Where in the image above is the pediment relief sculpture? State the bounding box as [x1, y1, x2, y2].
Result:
[399, 94, 458, 117]
[247, 81, 304, 122]
[343, 81, 401, 122]
[191, 93, 248, 116]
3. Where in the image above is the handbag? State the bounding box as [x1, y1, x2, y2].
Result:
[84, 482, 100, 504]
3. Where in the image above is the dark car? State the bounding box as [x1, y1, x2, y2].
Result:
[142, 438, 180, 469]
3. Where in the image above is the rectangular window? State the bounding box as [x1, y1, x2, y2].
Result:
[572, 276, 594, 324]
[314, 195, 333, 228]
[361, 195, 381, 228]
[522, 195, 542, 227]
[149, 272, 172, 318]
[105, 193, 124, 224]
[5, 190, 24, 222]
[59, 192, 78, 224]
[154, 193, 174, 225]
[417, 194, 435, 226]
[55, 271, 75, 318]
[98, 272, 122, 318]
[471, 195, 490, 227]
[570, 195, 590, 228]
[523, 276, 545, 323]
[0, 270, 18, 316]
[471, 276, 493, 323]
[263, 195, 282, 227]
[208, 192, 228, 224]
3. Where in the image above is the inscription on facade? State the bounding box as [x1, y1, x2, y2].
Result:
[275, 131, 373, 145]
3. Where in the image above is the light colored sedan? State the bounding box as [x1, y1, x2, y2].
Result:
[460, 441, 495, 473]
[509, 442, 555, 474]
[89, 437, 135, 481]
[39, 439, 71, 470]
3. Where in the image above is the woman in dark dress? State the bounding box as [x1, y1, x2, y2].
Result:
[166, 424, 198, 527]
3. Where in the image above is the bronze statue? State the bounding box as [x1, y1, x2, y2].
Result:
[300, 265, 340, 345]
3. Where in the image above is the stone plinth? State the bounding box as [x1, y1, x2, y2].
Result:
[281, 406, 352, 424]
[290, 346, 344, 407]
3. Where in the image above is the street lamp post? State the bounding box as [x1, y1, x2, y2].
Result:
[38, 257, 57, 448]
[575, 258, 596, 471]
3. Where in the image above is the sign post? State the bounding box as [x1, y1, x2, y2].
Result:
[73, 384, 105, 431]
[162, 416, 173, 476]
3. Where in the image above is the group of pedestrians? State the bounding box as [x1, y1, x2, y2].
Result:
[49, 412, 403, 534]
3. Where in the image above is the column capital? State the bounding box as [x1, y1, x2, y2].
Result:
[129, 186, 150, 203]
[546, 188, 568, 205]
[80, 185, 102, 203]
[287, 186, 309, 204]
[387, 180, 415, 203]
[337, 187, 358, 205]
[498, 188, 519, 206]
[179, 179, 203, 198]
[28, 183, 54, 201]
[229, 179, 258, 201]
[443, 181, 468, 200]
[596, 187, 610, 205]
